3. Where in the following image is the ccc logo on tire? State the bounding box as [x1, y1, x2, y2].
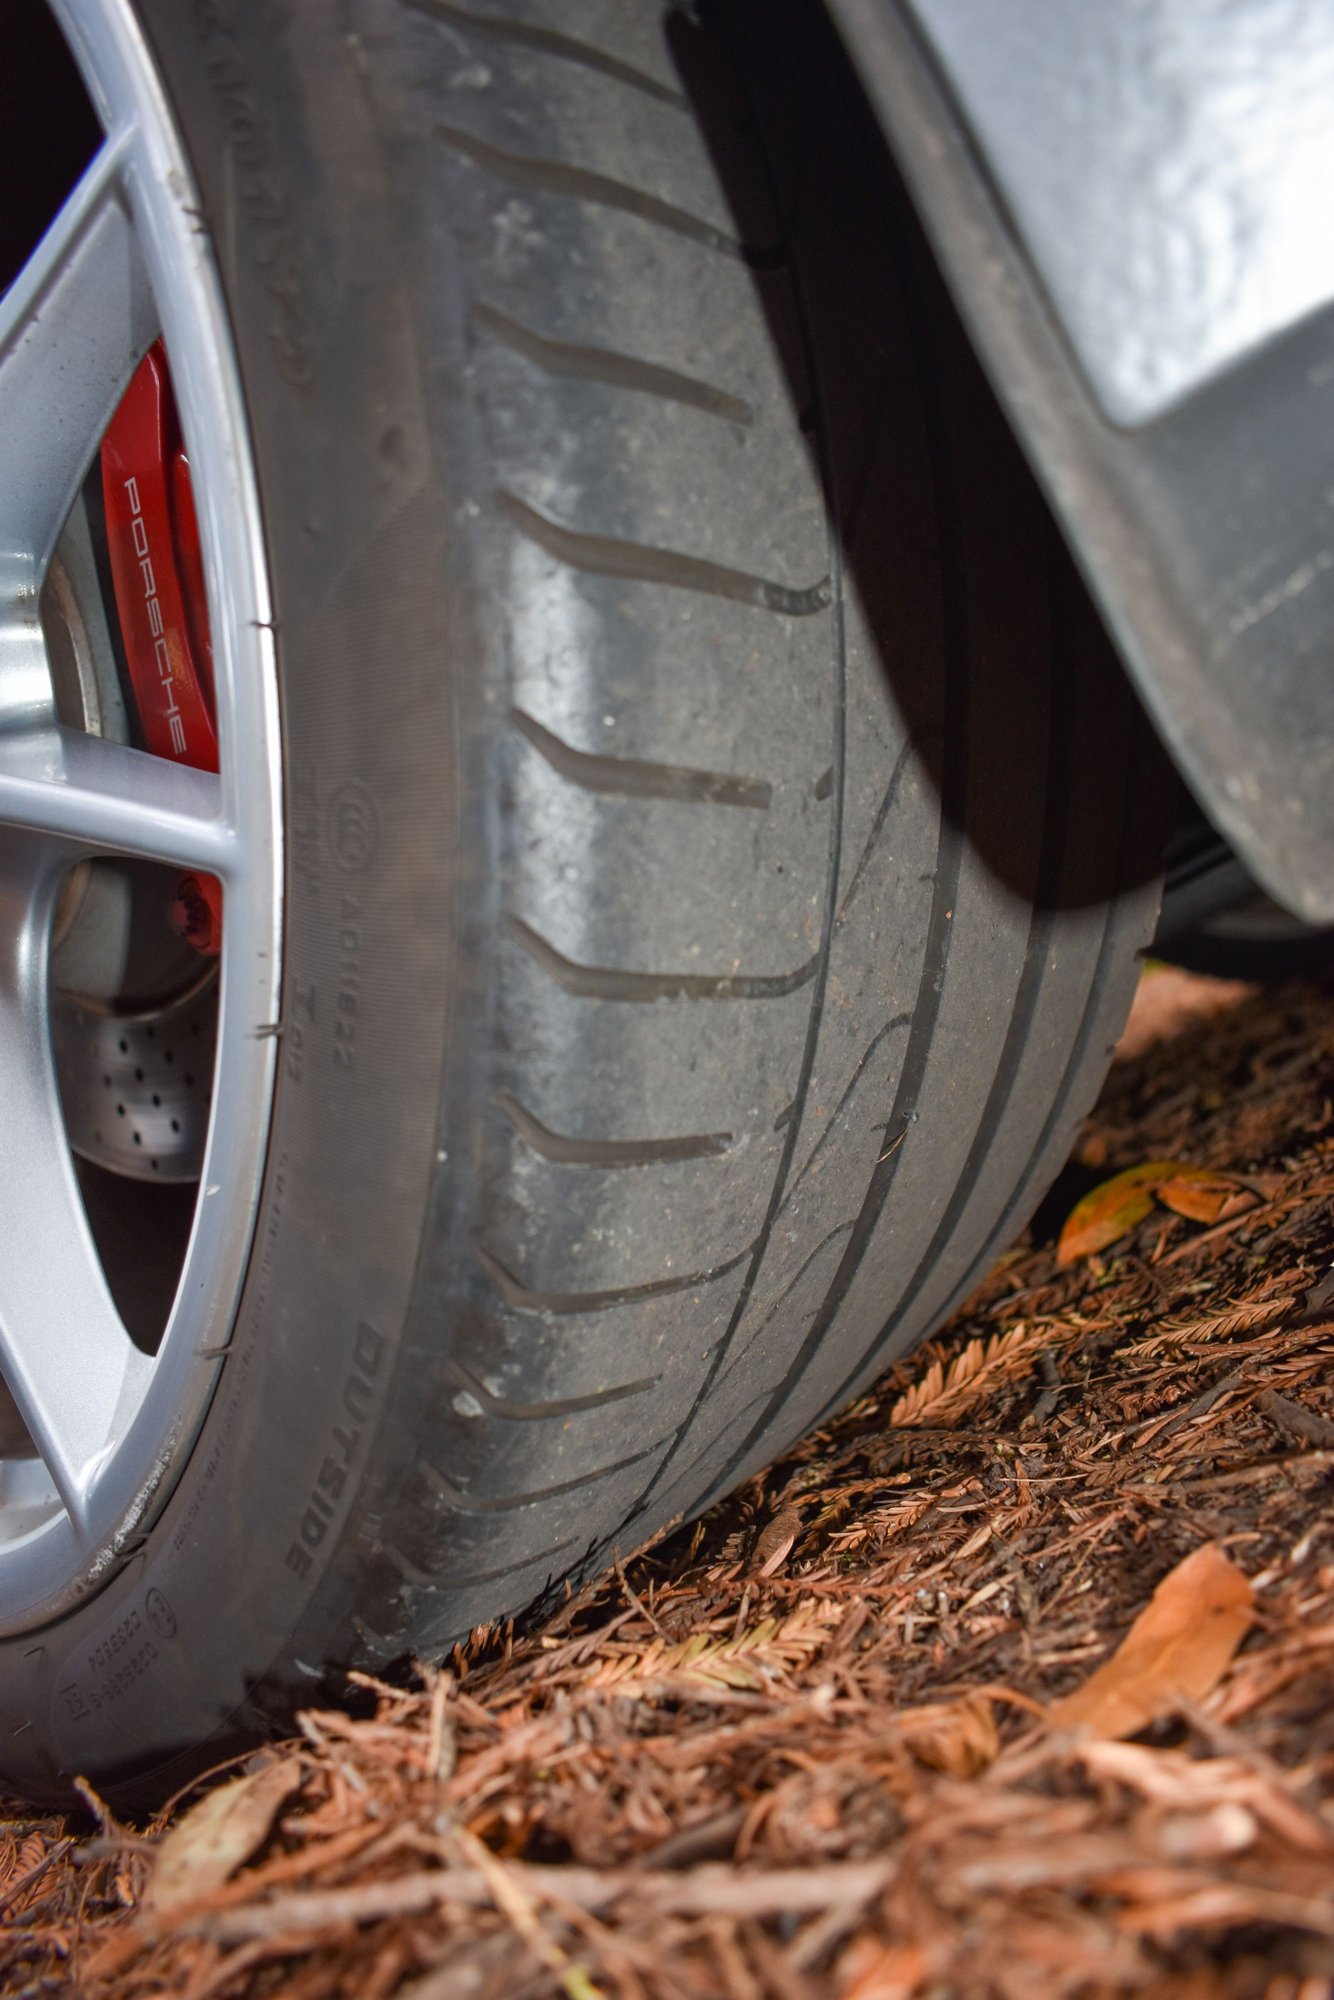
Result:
[329, 782, 379, 873]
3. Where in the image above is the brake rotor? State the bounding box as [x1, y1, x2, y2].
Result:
[51, 976, 218, 1183]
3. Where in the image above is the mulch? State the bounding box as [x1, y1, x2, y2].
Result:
[4, 972, 1334, 1999]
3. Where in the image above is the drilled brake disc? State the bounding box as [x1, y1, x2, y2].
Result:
[52, 976, 217, 1183]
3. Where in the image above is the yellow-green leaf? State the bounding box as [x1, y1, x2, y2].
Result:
[1056, 1162, 1176, 1264]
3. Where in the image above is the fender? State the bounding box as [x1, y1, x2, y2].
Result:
[831, 0, 1334, 923]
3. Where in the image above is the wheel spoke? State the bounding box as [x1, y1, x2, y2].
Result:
[0, 3, 281, 1629]
[0, 131, 153, 580]
[0, 846, 150, 1527]
[0, 725, 234, 875]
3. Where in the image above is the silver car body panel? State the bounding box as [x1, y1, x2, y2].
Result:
[831, 0, 1334, 923]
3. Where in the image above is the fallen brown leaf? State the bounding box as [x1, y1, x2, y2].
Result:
[751, 1505, 803, 1577]
[1057, 1162, 1251, 1263]
[1154, 1173, 1254, 1226]
[145, 1755, 301, 1915]
[1047, 1546, 1253, 1740]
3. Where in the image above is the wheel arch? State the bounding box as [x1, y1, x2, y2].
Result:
[830, 0, 1334, 926]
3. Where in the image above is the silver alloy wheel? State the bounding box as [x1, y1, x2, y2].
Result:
[0, 0, 281, 1629]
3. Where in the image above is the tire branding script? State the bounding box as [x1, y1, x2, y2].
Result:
[283, 1321, 384, 1581]
[189, 0, 314, 388]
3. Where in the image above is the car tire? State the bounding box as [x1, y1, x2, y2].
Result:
[0, 0, 1168, 1801]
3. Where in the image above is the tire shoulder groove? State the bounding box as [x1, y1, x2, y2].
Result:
[508, 914, 820, 1002]
[451, 1358, 661, 1420]
[436, 121, 782, 265]
[510, 706, 770, 810]
[497, 1088, 732, 1166]
[478, 1240, 754, 1315]
[474, 302, 753, 425]
[499, 490, 831, 617]
[407, 0, 685, 105]
[418, 1438, 670, 1512]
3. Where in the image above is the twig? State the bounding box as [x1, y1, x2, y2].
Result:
[453, 1824, 604, 2000]
[613, 1551, 665, 1637]
[186, 1858, 897, 1944]
[630, 1808, 746, 1872]
[1029, 1351, 1063, 1426]
[1257, 1390, 1334, 1451]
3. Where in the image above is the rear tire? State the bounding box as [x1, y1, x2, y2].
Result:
[0, 0, 1167, 1799]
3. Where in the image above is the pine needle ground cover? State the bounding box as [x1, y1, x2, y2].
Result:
[5, 971, 1334, 1999]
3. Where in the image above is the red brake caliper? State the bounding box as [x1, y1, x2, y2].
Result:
[100, 340, 223, 955]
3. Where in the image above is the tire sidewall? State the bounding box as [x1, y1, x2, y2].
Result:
[0, 0, 466, 1798]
